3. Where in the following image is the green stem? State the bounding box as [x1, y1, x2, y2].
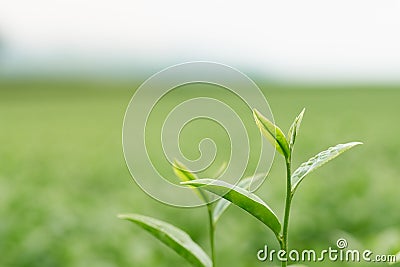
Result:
[207, 205, 216, 267]
[281, 157, 292, 267]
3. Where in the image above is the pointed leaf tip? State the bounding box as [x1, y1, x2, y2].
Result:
[288, 108, 305, 150]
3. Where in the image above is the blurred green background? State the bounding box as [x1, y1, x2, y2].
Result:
[2, 1, 400, 266]
[1, 79, 399, 266]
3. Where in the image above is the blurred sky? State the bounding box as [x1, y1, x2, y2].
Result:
[1, 0, 400, 82]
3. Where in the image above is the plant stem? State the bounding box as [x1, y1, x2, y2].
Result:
[281, 157, 292, 267]
[207, 205, 216, 267]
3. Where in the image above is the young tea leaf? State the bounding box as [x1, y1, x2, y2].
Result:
[182, 179, 281, 237]
[173, 160, 198, 181]
[253, 109, 290, 159]
[291, 142, 363, 194]
[118, 214, 212, 267]
[212, 173, 265, 225]
[173, 160, 208, 202]
[287, 108, 305, 150]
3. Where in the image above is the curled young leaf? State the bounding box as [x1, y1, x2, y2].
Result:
[182, 179, 281, 237]
[253, 109, 290, 159]
[173, 160, 208, 202]
[287, 108, 305, 150]
[291, 142, 363, 194]
[173, 160, 198, 182]
[118, 214, 212, 267]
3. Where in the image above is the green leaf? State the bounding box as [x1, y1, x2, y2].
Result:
[182, 179, 281, 237]
[173, 160, 208, 202]
[253, 109, 290, 158]
[212, 173, 265, 225]
[173, 160, 198, 181]
[287, 108, 305, 150]
[118, 214, 212, 267]
[291, 142, 363, 194]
